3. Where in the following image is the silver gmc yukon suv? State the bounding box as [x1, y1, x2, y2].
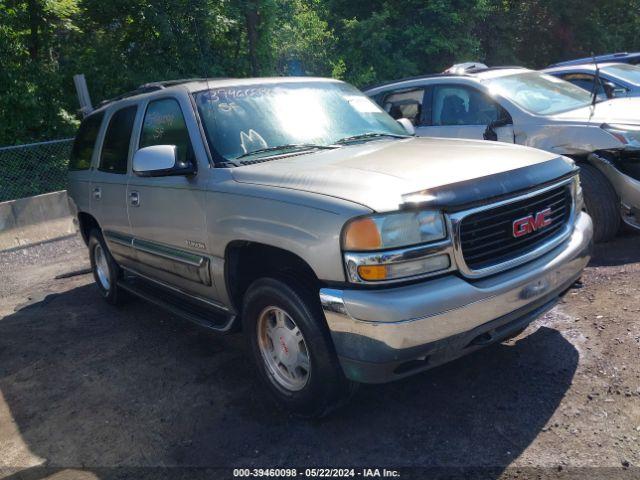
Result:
[67, 77, 593, 416]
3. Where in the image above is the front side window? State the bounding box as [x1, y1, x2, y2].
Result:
[382, 89, 425, 125]
[99, 106, 137, 174]
[432, 85, 502, 126]
[140, 98, 194, 164]
[559, 73, 611, 99]
[485, 72, 592, 115]
[69, 112, 104, 170]
[193, 81, 407, 162]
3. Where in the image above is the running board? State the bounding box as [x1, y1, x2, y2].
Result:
[117, 275, 235, 332]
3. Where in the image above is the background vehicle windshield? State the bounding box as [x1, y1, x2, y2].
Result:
[603, 64, 640, 86]
[485, 71, 593, 115]
[194, 81, 406, 161]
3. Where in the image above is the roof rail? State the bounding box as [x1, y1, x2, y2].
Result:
[363, 66, 528, 92]
[97, 78, 218, 108]
[444, 62, 488, 74]
[137, 78, 212, 89]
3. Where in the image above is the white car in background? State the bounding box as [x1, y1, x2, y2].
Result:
[365, 65, 640, 242]
[543, 62, 640, 100]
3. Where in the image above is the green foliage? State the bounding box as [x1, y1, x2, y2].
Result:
[1, 0, 639, 146]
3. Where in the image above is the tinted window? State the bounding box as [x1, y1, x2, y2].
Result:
[383, 89, 425, 125]
[432, 85, 501, 126]
[99, 106, 137, 174]
[560, 74, 606, 97]
[69, 112, 104, 170]
[140, 99, 193, 165]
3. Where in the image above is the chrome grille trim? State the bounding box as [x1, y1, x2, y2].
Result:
[448, 178, 576, 279]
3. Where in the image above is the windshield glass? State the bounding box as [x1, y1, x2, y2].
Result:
[484, 71, 593, 115]
[603, 64, 640, 86]
[194, 81, 407, 161]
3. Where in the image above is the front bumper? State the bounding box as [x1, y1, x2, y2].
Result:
[320, 211, 593, 383]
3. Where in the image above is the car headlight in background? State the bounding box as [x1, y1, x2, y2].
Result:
[601, 123, 640, 148]
[573, 174, 585, 212]
[342, 210, 452, 283]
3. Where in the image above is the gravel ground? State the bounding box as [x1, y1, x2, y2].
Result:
[0, 233, 639, 480]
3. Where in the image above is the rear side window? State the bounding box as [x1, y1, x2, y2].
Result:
[382, 89, 425, 125]
[139, 98, 194, 165]
[99, 106, 137, 174]
[69, 112, 104, 170]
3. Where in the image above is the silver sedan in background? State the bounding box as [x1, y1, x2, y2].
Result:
[365, 66, 640, 242]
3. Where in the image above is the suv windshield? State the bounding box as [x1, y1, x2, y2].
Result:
[193, 81, 407, 162]
[485, 71, 593, 115]
[603, 64, 640, 86]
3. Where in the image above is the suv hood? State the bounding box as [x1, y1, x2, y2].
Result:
[231, 137, 573, 212]
[552, 97, 640, 125]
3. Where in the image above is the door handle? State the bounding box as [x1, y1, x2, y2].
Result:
[129, 191, 140, 207]
[92, 187, 101, 200]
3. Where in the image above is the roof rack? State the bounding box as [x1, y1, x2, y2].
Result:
[444, 62, 488, 74]
[363, 72, 472, 92]
[138, 78, 212, 89]
[363, 66, 528, 92]
[97, 78, 218, 108]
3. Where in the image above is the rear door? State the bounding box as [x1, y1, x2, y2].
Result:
[68, 112, 105, 219]
[91, 104, 138, 267]
[416, 84, 515, 142]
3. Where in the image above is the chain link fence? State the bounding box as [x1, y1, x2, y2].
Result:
[0, 138, 74, 203]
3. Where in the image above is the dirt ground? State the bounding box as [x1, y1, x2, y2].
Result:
[0, 232, 639, 480]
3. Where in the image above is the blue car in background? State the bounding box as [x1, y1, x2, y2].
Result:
[543, 62, 640, 100]
[548, 52, 640, 68]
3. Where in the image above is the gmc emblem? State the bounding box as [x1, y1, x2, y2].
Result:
[512, 208, 553, 238]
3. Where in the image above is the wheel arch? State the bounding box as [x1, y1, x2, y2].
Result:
[224, 240, 321, 317]
[77, 211, 101, 245]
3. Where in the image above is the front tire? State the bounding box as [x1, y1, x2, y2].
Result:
[242, 277, 356, 417]
[579, 163, 620, 243]
[88, 229, 123, 305]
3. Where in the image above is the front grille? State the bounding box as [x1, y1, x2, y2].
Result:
[459, 184, 572, 271]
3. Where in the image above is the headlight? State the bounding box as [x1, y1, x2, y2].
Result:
[573, 175, 584, 212]
[601, 123, 640, 148]
[342, 210, 451, 283]
[343, 210, 446, 251]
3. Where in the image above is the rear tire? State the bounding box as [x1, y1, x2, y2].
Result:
[579, 163, 620, 243]
[242, 277, 356, 417]
[88, 229, 123, 305]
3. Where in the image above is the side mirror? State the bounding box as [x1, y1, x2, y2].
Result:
[611, 87, 629, 98]
[483, 118, 512, 142]
[397, 118, 415, 135]
[132, 145, 195, 177]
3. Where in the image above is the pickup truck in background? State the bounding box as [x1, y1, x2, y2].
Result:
[68, 77, 592, 416]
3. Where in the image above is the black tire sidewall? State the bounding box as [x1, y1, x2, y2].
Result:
[88, 229, 121, 304]
[242, 277, 351, 417]
[579, 163, 620, 243]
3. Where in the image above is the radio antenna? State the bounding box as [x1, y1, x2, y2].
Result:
[591, 52, 601, 107]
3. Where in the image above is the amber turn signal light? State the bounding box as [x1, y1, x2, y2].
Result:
[343, 217, 382, 251]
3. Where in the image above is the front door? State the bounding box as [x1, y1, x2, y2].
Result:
[416, 84, 515, 142]
[126, 95, 214, 299]
[91, 104, 138, 267]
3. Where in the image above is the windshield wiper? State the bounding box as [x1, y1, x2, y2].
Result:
[334, 132, 408, 144]
[235, 143, 337, 161]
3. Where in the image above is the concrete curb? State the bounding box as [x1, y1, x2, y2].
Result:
[0, 191, 76, 251]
